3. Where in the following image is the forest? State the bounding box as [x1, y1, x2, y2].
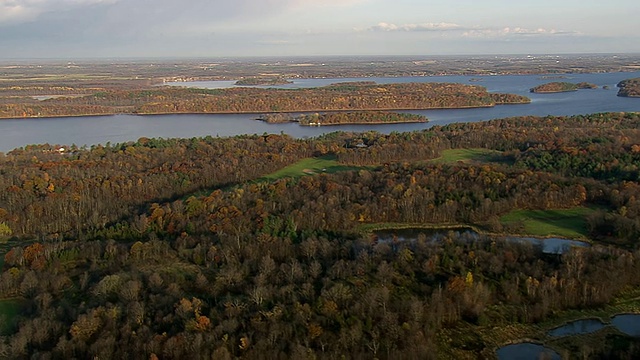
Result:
[0, 82, 529, 119]
[258, 111, 427, 126]
[1, 112, 640, 359]
[529, 82, 597, 93]
[234, 78, 293, 86]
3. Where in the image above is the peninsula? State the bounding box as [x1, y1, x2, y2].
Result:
[617, 78, 640, 97]
[0, 82, 530, 119]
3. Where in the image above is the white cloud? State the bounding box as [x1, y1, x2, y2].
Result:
[368, 22, 462, 32]
[462, 27, 581, 38]
[365, 21, 581, 38]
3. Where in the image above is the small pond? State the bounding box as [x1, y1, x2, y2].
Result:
[547, 318, 606, 337]
[496, 343, 561, 360]
[511, 237, 590, 255]
[611, 314, 640, 337]
[373, 228, 590, 255]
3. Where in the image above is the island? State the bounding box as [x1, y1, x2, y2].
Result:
[257, 111, 428, 126]
[530, 81, 598, 93]
[234, 77, 293, 86]
[617, 78, 640, 97]
[0, 82, 530, 119]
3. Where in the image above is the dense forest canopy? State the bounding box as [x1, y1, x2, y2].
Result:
[0, 82, 529, 119]
[529, 82, 597, 93]
[1, 112, 640, 358]
[618, 78, 640, 97]
[258, 111, 427, 126]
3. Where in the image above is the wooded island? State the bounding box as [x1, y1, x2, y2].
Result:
[257, 111, 427, 126]
[530, 81, 598, 93]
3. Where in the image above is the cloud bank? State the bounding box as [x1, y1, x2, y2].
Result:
[368, 22, 462, 32]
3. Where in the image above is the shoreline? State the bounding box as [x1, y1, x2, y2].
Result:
[531, 89, 578, 94]
[297, 119, 428, 126]
[0, 101, 532, 120]
[360, 222, 592, 243]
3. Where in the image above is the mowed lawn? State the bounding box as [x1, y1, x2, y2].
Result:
[430, 148, 504, 164]
[261, 155, 365, 181]
[500, 207, 595, 239]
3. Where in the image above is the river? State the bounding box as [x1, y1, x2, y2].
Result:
[0, 72, 638, 153]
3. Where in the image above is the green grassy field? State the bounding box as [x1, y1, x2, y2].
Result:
[181, 155, 366, 200]
[260, 155, 366, 181]
[500, 207, 595, 239]
[0, 300, 20, 335]
[430, 148, 504, 164]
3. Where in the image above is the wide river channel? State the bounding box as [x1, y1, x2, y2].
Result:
[0, 72, 638, 153]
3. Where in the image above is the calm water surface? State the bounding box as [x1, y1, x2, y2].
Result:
[548, 319, 606, 337]
[611, 314, 640, 337]
[374, 228, 590, 255]
[1, 72, 638, 153]
[496, 343, 561, 360]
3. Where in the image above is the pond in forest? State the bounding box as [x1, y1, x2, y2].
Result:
[547, 319, 607, 337]
[372, 228, 590, 255]
[611, 314, 640, 337]
[496, 343, 561, 360]
[509, 237, 590, 255]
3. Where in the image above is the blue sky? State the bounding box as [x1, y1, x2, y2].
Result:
[0, 0, 638, 58]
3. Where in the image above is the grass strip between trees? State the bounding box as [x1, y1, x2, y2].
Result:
[0, 300, 20, 335]
[260, 155, 367, 181]
[430, 148, 505, 164]
[500, 207, 596, 239]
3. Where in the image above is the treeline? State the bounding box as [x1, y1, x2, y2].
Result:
[0, 82, 530, 119]
[0, 86, 101, 97]
[135, 83, 526, 114]
[0, 135, 318, 238]
[0, 104, 117, 118]
[296, 112, 427, 126]
[234, 78, 293, 86]
[259, 111, 427, 126]
[617, 77, 640, 97]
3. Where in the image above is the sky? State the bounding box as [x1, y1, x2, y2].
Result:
[0, 0, 639, 59]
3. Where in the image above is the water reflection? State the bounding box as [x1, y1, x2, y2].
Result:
[547, 319, 606, 337]
[496, 343, 561, 360]
[611, 314, 640, 337]
[373, 228, 590, 255]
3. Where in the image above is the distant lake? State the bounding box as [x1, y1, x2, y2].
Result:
[1, 72, 638, 153]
